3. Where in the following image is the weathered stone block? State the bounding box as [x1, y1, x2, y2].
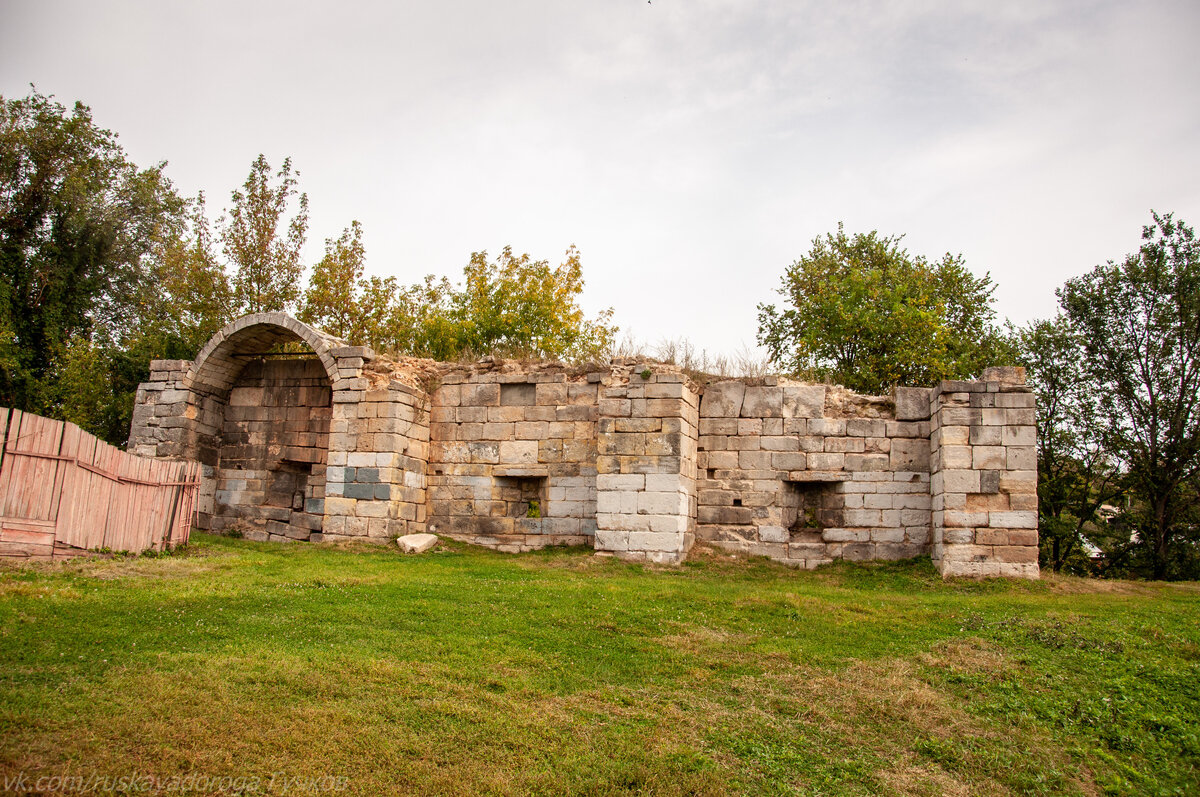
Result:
[893, 386, 932, 420]
[700, 381, 745, 417]
[781, 385, 826, 418]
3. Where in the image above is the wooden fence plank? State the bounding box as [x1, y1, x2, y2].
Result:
[0, 407, 198, 560]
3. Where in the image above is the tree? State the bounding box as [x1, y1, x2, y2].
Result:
[299, 220, 405, 348]
[757, 224, 1009, 394]
[1017, 316, 1123, 573]
[138, 192, 235, 355]
[446, 245, 616, 362]
[1059, 212, 1200, 580]
[0, 88, 184, 417]
[220, 154, 308, 314]
[298, 220, 368, 340]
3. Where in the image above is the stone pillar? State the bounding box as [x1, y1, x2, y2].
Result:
[929, 367, 1039, 578]
[129, 359, 224, 527]
[323, 377, 429, 542]
[594, 367, 699, 564]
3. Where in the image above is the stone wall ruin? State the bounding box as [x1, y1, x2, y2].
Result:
[130, 313, 1039, 578]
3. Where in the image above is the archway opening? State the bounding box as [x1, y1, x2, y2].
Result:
[187, 315, 345, 541]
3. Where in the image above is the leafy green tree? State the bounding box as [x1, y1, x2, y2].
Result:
[388, 274, 462, 359]
[137, 192, 235, 355]
[220, 154, 308, 314]
[1059, 212, 1200, 580]
[757, 224, 1009, 394]
[445, 245, 616, 362]
[0, 88, 184, 417]
[1017, 316, 1123, 573]
[298, 220, 370, 340]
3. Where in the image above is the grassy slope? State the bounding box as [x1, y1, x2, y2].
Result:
[0, 537, 1197, 796]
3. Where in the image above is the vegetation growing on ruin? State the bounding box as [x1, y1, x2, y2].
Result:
[1, 537, 1197, 795]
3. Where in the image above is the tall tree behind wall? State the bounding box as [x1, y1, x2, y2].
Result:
[756, 224, 1013, 395]
[0, 88, 185, 423]
[220, 154, 308, 315]
[1059, 212, 1200, 580]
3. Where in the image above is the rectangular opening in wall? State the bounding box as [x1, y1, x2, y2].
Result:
[500, 383, 536, 406]
[266, 460, 312, 509]
[494, 475, 547, 518]
[782, 480, 842, 539]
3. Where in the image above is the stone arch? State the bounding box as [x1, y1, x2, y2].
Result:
[178, 313, 376, 541]
[187, 312, 350, 397]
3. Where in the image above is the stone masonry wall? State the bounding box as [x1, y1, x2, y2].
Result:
[323, 379, 429, 543]
[695, 379, 931, 569]
[930, 367, 1039, 577]
[208, 358, 330, 541]
[426, 366, 601, 552]
[130, 313, 1039, 578]
[594, 367, 700, 565]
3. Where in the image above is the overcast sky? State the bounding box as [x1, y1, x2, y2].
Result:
[3, 0, 1198, 356]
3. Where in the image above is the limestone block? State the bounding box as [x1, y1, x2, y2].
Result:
[941, 469, 980, 494]
[940, 544, 994, 562]
[890, 439, 930, 471]
[808, 418, 846, 436]
[647, 514, 689, 533]
[807, 452, 845, 471]
[1008, 408, 1036, 427]
[759, 525, 789, 543]
[628, 531, 684, 551]
[981, 366, 1026, 384]
[771, 452, 808, 470]
[532, 382, 568, 405]
[989, 511, 1037, 529]
[935, 425, 969, 446]
[1006, 446, 1036, 470]
[969, 425, 1003, 446]
[840, 543, 876, 561]
[1009, 493, 1037, 511]
[398, 535, 441, 554]
[994, 545, 1038, 564]
[781, 385, 826, 418]
[845, 454, 889, 471]
[999, 470, 1037, 494]
[324, 496, 358, 516]
[847, 419, 887, 438]
[864, 494, 893, 510]
[700, 381, 745, 417]
[941, 408, 982, 426]
[761, 436, 800, 452]
[944, 510, 988, 528]
[645, 473, 686, 493]
[738, 450, 773, 470]
[1003, 425, 1036, 446]
[1005, 529, 1039, 546]
[637, 490, 687, 516]
[825, 437, 865, 453]
[462, 383, 500, 406]
[995, 392, 1035, 408]
[972, 446, 1006, 470]
[597, 491, 638, 514]
[736, 417, 763, 436]
[981, 409, 1006, 426]
[560, 385, 595, 407]
[893, 386, 932, 420]
[741, 386, 782, 417]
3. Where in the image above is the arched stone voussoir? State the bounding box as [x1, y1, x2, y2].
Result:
[187, 312, 354, 396]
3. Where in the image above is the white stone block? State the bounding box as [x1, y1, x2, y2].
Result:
[397, 533, 438, 554]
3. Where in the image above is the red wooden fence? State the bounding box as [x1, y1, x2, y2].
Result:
[0, 408, 200, 562]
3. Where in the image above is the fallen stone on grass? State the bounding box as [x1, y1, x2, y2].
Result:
[397, 533, 438, 554]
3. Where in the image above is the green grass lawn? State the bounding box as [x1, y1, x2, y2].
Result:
[0, 536, 1197, 796]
